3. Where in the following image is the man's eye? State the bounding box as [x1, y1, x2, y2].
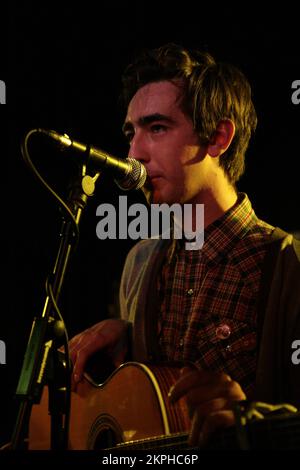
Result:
[125, 132, 134, 142]
[151, 124, 166, 133]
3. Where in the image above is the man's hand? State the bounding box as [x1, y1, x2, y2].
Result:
[68, 319, 129, 389]
[169, 366, 246, 447]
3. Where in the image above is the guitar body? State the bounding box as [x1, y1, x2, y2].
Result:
[29, 362, 190, 450]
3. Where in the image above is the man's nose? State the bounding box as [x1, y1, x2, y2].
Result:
[128, 133, 150, 163]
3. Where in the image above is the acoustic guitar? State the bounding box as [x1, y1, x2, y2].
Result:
[29, 361, 191, 450]
[28, 361, 300, 451]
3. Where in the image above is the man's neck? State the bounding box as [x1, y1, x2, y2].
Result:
[182, 186, 238, 232]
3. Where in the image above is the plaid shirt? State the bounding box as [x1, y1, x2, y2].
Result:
[156, 193, 274, 397]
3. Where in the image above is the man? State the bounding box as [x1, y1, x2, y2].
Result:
[68, 43, 300, 447]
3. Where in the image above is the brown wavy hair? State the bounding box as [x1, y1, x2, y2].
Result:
[121, 43, 257, 184]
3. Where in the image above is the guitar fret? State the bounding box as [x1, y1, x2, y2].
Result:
[114, 432, 189, 451]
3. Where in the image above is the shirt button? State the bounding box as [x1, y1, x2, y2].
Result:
[215, 323, 231, 340]
[186, 288, 194, 296]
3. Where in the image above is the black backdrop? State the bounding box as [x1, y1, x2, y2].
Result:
[1, 2, 299, 447]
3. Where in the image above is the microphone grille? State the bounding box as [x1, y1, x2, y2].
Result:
[115, 158, 147, 191]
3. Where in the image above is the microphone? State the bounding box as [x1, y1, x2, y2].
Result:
[38, 128, 147, 191]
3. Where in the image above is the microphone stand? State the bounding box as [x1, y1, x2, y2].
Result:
[11, 166, 100, 450]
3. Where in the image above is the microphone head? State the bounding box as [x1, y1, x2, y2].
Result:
[114, 158, 147, 191]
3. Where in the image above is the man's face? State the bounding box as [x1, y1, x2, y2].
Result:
[123, 81, 210, 205]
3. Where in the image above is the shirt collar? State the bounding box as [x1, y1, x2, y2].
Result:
[165, 193, 257, 265]
[199, 192, 258, 264]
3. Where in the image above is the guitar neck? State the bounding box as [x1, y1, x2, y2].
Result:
[111, 411, 300, 451]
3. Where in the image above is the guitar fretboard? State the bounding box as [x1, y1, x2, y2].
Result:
[109, 412, 300, 451]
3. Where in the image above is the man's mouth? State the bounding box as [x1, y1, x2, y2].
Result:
[143, 173, 163, 191]
[148, 173, 162, 182]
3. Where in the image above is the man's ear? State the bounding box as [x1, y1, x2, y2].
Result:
[207, 119, 235, 158]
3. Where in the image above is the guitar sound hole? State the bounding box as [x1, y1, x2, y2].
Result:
[88, 414, 123, 450]
[93, 427, 118, 450]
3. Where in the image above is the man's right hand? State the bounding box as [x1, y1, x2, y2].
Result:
[68, 318, 129, 389]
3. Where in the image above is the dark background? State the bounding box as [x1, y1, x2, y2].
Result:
[1, 2, 299, 447]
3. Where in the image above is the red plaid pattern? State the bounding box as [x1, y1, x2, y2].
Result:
[157, 193, 274, 397]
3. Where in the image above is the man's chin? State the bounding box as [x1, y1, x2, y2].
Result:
[141, 187, 152, 205]
[142, 187, 160, 205]
[146, 192, 164, 205]
[142, 187, 179, 205]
